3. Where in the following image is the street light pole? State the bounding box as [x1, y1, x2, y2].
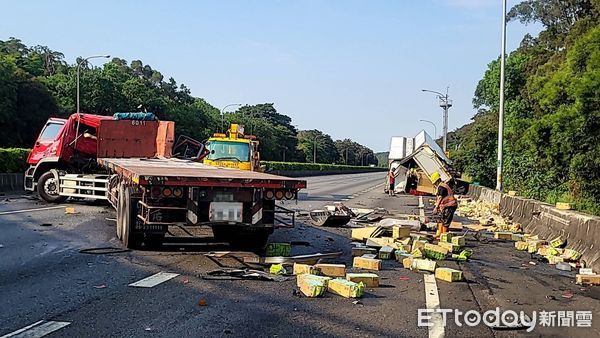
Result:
[75, 54, 110, 148]
[497, 0, 507, 191]
[77, 54, 110, 114]
[422, 88, 452, 152]
[419, 119, 438, 139]
[220, 103, 242, 132]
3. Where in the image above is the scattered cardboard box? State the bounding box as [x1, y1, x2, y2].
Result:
[392, 225, 411, 239]
[402, 257, 413, 269]
[411, 258, 436, 272]
[494, 232, 513, 240]
[293, 263, 321, 275]
[315, 264, 346, 277]
[556, 202, 572, 210]
[515, 241, 528, 251]
[351, 247, 378, 257]
[366, 237, 396, 248]
[346, 273, 379, 287]
[379, 246, 395, 260]
[327, 278, 364, 298]
[297, 274, 332, 297]
[353, 256, 382, 271]
[451, 236, 465, 246]
[440, 233, 453, 243]
[351, 227, 379, 241]
[435, 267, 463, 282]
[576, 274, 600, 285]
[438, 241, 460, 253]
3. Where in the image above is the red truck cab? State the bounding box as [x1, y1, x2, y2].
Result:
[25, 113, 112, 201]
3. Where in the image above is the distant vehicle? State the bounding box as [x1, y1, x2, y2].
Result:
[25, 113, 306, 249]
[203, 124, 261, 171]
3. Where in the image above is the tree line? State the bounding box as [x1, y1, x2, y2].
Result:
[0, 38, 376, 166]
[448, 0, 600, 215]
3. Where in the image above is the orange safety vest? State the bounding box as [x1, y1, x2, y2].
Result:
[438, 182, 457, 208]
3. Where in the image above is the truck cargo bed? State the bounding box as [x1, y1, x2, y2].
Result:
[97, 157, 306, 189]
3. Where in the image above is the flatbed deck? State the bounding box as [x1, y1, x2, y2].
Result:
[97, 158, 306, 189]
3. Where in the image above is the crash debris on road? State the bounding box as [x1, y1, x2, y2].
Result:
[456, 197, 598, 285]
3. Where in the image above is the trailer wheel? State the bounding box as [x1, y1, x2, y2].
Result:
[37, 171, 67, 203]
[120, 186, 142, 249]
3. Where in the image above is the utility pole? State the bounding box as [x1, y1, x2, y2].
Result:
[422, 88, 452, 152]
[313, 134, 319, 163]
[496, 0, 507, 191]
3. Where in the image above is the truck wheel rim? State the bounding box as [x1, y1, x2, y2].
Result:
[44, 178, 58, 196]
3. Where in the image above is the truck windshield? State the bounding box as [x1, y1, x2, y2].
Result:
[206, 141, 250, 162]
[39, 122, 64, 141]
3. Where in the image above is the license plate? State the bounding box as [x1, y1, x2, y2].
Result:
[209, 202, 243, 222]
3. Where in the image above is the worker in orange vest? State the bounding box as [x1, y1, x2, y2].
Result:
[388, 169, 396, 196]
[431, 172, 457, 238]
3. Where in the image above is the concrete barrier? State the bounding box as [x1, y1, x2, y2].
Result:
[467, 185, 600, 272]
[0, 173, 24, 192]
[266, 169, 385, 177]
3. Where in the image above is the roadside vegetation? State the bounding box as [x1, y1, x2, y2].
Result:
[0, 40, 377, 166]
[448, 0, 600, 215]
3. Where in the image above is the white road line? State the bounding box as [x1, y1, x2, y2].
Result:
[129, 272, 179, 288]
[424, 274, 444, 338]
[0, 206, 64, 216]
[1, 320, 71, 338]
[419, 196, 426, 223]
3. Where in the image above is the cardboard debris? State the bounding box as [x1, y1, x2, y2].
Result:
[351, 227, 379, 241]
[411, 248, 424, 258]
[411, 258, 436, 272]
[550, 236, 565, 248]
[392, 225, 411, 239]
[366, 237, 396, 248]
[293, 263, 321, 275]
[451, 236, 465, 246]
[402, 257, 414, 269]
[528, 240, 545, 254]
[435, 268, 463, 282]
[511, 233, 524, 241]
[351, 247, 378, 257]
[411, 240, 428, 252]
[423, 243, 449, 260]
[395, 250, 411, 262]
[547, 256, 564, 265]
[379, 246, 395, 260]
[438, 241, 461, 253]
[327, 278, 365, 298]
[556, 202, 572, 210]
[353, 256, 382, 271]
[515, 241, 528, 251]
[440, 233, 453, 243]
[494, 232, 513, 240]
[346, 273, 379, 287]
[562, 249, 582, 261]
[315, 264, 346, 277]
[576, 274, 600, 285]
[65, 207, 76, 214]
[297, 274, 331, 297]
[579, 268, 594, 275]
[361, 253, 378, 259]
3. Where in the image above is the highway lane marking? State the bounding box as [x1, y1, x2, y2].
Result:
[129, 272, 179, 288]
[0, 206, 64, 216]
[419, 196, 426, 223]
[424, 274, 445, 338]
[1, 320, 71, 338]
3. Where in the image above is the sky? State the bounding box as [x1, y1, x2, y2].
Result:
[0, 0, 540, 152]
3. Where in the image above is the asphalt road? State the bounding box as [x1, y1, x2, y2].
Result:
[0, 171, 598, 337]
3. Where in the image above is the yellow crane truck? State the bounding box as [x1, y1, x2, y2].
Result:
[203, 124, 261, 171]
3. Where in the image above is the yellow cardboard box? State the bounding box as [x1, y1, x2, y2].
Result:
[346, 272, 379, 287]
[353, 256, 382, 271]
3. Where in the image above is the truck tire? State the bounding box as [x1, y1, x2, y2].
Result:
[116, 184, 125, 240]
[120, 186, 142, 249]
[37, 171, 68, 203]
